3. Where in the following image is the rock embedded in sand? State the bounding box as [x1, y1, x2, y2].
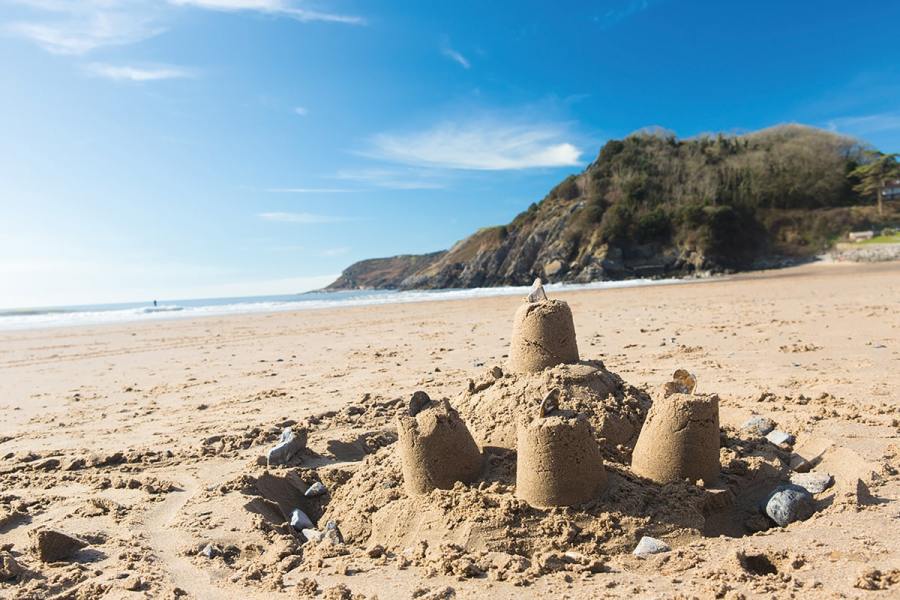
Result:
[631, 392, 720, 484]
[790, 472, 833, 494]
[741, 415, 776, 436]
[632, 536, 670, 556]
[267, 427, 307, 466]
[30, 529, 88, 562]
[290, 508, 314, 530]
[764, 484, 815, 526]
[515, 407, 607, 508]
[305, 481, 327, 497]
[508, 299, 579, 373]
[397, 396, 482, 495]
[765, 430, 795, 447]
[302, 528, 323, 543]
[0, 551, 22, 581]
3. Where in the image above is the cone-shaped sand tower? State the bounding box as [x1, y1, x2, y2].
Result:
[508, 279, 579, 373]
[397, 392, 483, 495]
[515, 389, 608, 507]
[631, 371, 720, 484]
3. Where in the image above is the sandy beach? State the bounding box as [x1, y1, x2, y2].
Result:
[2, 260, 899, 599]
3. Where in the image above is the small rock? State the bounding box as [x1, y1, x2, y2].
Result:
[0, 551, 22, 581]
[266, 427, 307, 466]
[290, 508, 314, 531]
[764, 484, 815, 526]
[304, 482, 327, 497]
[367, 544, 385, 559]
[741, 415, 776, 436]
[302, 529, 324, 543]
[490, 366, 503, 379]
[632, 536, 670, 556]
[199, 543, 220, 559]
[323, 520, 343, 545]
[789, 453, 812, 473]
[30, 529, 88, 562]
[409, 391, 432, 417]
[765, 429, 795, 446]
[790, 472, 833, 494]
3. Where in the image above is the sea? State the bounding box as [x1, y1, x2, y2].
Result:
[0, 277, 700, 331]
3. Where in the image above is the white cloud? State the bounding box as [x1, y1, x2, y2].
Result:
[320, 246, 350, 257]
[86, 62, 194, 81]
[366, 120, 583, 170]
[265, 187, 351, 193]
[826, 112, 900, 136]
[258, 212, 347, 223]
[168, 0, 365, 24]
[294, 106, 309, 116]
[441, 47, 470, 69]
[334, 168, 446, 190]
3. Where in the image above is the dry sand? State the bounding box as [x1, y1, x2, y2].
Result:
[1, 260, 899, 599]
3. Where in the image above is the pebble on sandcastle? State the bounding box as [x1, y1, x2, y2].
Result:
[508, 278, 579, 373]
[515, 388, 608, 508]
[397, 391, 482, 495]
[631, 369, 721, 484]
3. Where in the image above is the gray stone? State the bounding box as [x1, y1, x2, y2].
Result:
[290, 508, 314, 531]
[741, 415, 776, 436]
[199, 543, 219, 559]
[304, 482, 326, 497]
[323, 519, 344, 545]
[266, 427, 307, 466]
[764, 484, 815, 526]
[301, 528, 323, 543]
[790, 472, 833, 494]
[632, 536, 670, 556]
[765, 429, 795, 446]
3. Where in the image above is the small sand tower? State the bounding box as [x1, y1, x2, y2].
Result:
[397, 392, 483, 495]
[515, 389, 608, 507]
[508, 279, 579, 373]
[631, 371, 720, 484]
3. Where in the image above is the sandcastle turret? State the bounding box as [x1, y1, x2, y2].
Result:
[515, 389, 608, 507]
[397, 391, 483, 495]
[508, 279, 579, 373]
[630, 370, 720, 484]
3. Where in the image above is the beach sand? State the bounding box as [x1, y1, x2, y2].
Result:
[1, 261, 898, 598]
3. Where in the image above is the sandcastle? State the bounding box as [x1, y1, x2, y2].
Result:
[508, 279, 579, 373]
[515, 389, 608, 507]
[396, 392, 483, 495]
[631, 370, 721, 484]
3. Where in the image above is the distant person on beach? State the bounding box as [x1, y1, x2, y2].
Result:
[153, 300, 157, 307]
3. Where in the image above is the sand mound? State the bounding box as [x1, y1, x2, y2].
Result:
[631, 389, 721, 484]
[455, 361, 651, 463]
[515, 407, 607, 508]
[508, 299, 579, 373]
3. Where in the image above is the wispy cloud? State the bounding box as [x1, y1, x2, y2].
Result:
[320, 246, 350, 257]
[826, 112, 900, 137]
[294, 106, 309, 116]
[168, 0, 365, 24]
[592, 0, 664, 31]
[265, 187, 351, 193]
[441, 47, 470, 69]
[334, 168, 446, 190]
[86, 62, 194, 81]
[258, 211, 348, 223]
[365, 120, 582, 170]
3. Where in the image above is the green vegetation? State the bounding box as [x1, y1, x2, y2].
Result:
[860, 231, 900, 245]
[849, 152, 900, 216]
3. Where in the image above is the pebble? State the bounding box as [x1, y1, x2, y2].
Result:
[266, 427, 307, 466]
[765, 429, 795, 446]
[199, 543, 219, 559]
[790, 472, 833, 494]
[632, 536, 670, 556]
[764, 484, 815, 526]
[290, 508, 314, 531]
[304, 482, 327, 497]
[301, 529, 323, 543]
[323, 520, 344, 545]
[741, 415, 776, 436]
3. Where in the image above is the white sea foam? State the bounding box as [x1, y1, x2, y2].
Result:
[0, 276, 709, 331]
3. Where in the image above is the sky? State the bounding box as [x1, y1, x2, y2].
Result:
[2, 0, 899, 309]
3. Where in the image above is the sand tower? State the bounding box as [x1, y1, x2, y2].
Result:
[515, 389, 608, 507]
[631, 371, 720, 484]
[397, 392, 483, 495]
[508, 279, 579, 373]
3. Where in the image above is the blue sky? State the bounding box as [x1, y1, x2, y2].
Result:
[2, 0, 899, 308]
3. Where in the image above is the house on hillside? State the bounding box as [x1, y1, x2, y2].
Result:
[884, 179, 900, 201]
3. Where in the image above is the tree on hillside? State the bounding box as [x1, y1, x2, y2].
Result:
[849, 152, 900, 216]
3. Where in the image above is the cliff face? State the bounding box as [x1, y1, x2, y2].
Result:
[326, 125, 896, 291]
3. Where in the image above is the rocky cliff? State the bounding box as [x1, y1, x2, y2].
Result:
[326, 125, 897, 290]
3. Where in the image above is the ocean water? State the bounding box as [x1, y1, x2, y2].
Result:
[0, 277, 699, 331]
